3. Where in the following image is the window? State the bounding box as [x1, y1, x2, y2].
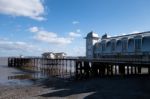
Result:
[135, 39, 141, 51]
[98, 53, 100, 57]
[122, 39, 127, 52]
[96, 43, 99, 48]
[111, 41, 115, 51]
[102, 43, 105, 51]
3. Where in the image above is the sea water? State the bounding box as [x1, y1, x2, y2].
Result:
[0, 57, 75, 86]
[0, 57, 35, 86]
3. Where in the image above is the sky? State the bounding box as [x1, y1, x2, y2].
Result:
[0, 0, 150, 57]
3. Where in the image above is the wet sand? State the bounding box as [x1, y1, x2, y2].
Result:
[0, 76, 150, 99]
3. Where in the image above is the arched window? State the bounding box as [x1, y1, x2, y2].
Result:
[101, 40, 106, 52]
[111, 39, 116, 51]
[134, 35, 142, 52]
[102, 43, 105, 51]
[122, 38, 128, 52]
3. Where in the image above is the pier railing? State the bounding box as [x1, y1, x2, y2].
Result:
[80, 57, 150, 64]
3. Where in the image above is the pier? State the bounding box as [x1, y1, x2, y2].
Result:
[8, 57, 76, 79]
[75, 57, 150, 80]
[8, 57, 150, 80]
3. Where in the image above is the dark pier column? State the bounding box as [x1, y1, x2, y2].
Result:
[54, 59, 56, 76]
[59, 60, 62, 77]
[106, 64, 113, 76]
[106, 64, 109, 76]
[13, 58, 15, 67]
[51, 59, 54, 76]
[65, 60, 68, 76]
[138, 66, 141, 74]
[47, 59, 52, 76]
[58, 59, 61, 77]
[33, 58, 36, 71]
[134, 66, 137, 75]
[62, 59, 65, 77]
[10, 58, 12, 67]
[57, 59, 60, 76]
[114, 65, 118, 75]
[58, 59, 61, 76]
[110, 65, 113, 75]
[75, 61, 78, 79]
[8, 58, 10, 67]
[131, 66, 133, 75]
[91, 62, 99, 77]
[69, 60, 71, 76]
[148, 66, 150, 75]
[75, 61, 82, 80]
[8, 58, 11, 67]
[81, 61, 85, 78]
[54, 59, 56, 75]
[56, 59, 58, 76]
[99, 63, 105, 77]
[15, 58, 17, 67]
[14, 58, 16, 67]
[84, 61, 90, 78]
[50, 59, 53, 76]
[17, 58, 20, 67]
[12, 58, 15, 67]
[126, 66, 129, 75]
[107, 64, 110, 76]
[119, 65, 125, 75]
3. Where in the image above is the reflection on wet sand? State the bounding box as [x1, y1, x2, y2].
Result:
[8, 74, 32, 80]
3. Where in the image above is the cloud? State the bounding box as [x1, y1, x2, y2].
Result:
[29, 27, 74, 45]
[72, 21, 79, 25]
[0, 0, 45, 21]
[34, 31, 72, 45]
[107, 35, 111, 38]
[29, 26, 39, 32]
[120, 31, 140, 36]
[0, 38, 39, 52]
[69, 32, 81, 37]
[130, 31, 140, 34]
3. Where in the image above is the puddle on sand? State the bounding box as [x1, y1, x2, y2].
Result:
[0, 65, 47, 86]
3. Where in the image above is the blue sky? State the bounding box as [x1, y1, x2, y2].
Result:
[0, 0, 150, 56]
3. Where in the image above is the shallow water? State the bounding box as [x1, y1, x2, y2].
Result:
[0, 57, 75, 86]
[0, 65, 34, 86]
[0, 57, 44, 85]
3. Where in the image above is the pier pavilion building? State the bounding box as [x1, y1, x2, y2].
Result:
[85, 31, 150, 59]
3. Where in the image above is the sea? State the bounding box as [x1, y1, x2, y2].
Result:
[0, 57, 75, 86]
[0, 57, 45, 86]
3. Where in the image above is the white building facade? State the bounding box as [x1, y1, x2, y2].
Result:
[85, 31, 150, 59]
[42, 52, 66, 59]
[85, 31, 99, 58]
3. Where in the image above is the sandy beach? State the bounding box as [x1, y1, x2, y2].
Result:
[0, 75, 150, 99]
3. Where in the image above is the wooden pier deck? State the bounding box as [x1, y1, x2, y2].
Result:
[8, 57, 150, 80]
